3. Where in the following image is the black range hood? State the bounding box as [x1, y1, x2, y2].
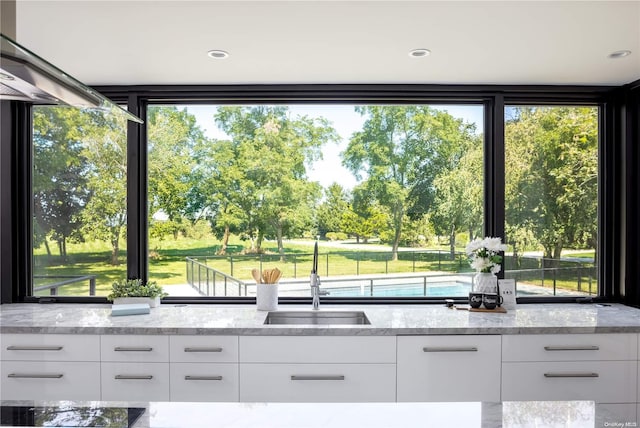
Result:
[0, 33, 142, 123]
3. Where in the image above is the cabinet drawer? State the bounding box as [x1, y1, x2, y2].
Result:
[239, 363, 396, 402]
[1, 361, 100, 400]
[397, 335, 501, 402]
[502, 334, 637, 362]
[170, 336, 238, 363]
[239, 336, 396, 363]
[101, 335, 169, 362]
[502, 361, 637, 403]
[170, 363, 239, 402]
[1, 334, 100, 361]
[101, 362, 170, 401]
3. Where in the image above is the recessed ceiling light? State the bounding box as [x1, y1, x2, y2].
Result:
[608, 50, 631, 59]
[409, 48, 430, 58]
[207, 50, 229, 59]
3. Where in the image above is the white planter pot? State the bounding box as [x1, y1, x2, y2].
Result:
[473, 272, 498, 294]
[256, 283, 278, 311]
[113, 296, 161, 308]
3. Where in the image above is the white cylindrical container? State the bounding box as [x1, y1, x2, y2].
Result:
[256, 283, 278, 311]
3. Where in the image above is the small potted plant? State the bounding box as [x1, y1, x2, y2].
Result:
[107, 278, 167, 308]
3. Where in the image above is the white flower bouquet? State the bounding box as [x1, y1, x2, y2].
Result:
[465, 237, 508, 274]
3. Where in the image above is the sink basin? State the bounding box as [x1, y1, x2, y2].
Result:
[264, 310, 371, 325]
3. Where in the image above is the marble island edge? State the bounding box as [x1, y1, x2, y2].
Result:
[1, 303, 640, 335]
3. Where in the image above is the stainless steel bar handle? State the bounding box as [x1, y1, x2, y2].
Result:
[423, 347, 478, 352]
[544, 372, 599, 378]
[8, 373, 63, 379]
[290, 375, 345, 381]
[544, 345, 599, 351]
[184, 347, 223, 353]
[7, 346, 63, 351]
[115, 375, 153, 380]
[185, 375, 223, 381]
[114, 347, 153, 352]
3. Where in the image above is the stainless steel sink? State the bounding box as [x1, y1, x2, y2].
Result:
[264, 310, 371, 325]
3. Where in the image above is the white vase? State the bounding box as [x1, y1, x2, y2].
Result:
[473, 272, 497, 294]
[113, 296, 160, 308]
[256, 283, 278, 311]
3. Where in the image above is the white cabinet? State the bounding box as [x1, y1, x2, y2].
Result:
[0, 334, 100, 401]
[503, 360, 636, 402]
[502, 334, 638, 404]
[169, 336, 239, 402]
[239, 336, 396, 363]
[100, 335, 170, 401]
[3, 329, 640, 405]
[239, 336, 396, 402]
[101, 334, 169, 362]
[170, 363, 239, 402]
[397, 335, 501, 402]
[503, 334, 638, 362]
[101, 362, 170, 401]
[170, 335, 238, 363]
[240, 363, 396, 402]
[1, 334, 100, 361]
[1, 361, 100, 400]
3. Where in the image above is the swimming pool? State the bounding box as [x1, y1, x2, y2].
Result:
[326, 281, 472, 297]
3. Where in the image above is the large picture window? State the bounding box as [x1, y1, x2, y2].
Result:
[31, 106, 128, 297]
[23, 92, 605, 303]
[147, 104, 486, 299]
[504, 105, 598, 297]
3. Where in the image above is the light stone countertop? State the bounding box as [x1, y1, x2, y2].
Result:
[1, 303, 640, 335]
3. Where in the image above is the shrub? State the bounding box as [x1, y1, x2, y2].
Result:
[326, 232, 348, 241]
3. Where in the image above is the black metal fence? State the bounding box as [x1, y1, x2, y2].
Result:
[185, 250, 596, 297]
[33, 275, 97, 296]
[185, 257, 248, 296]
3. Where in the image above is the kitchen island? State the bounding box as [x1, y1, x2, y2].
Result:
[0, 400, 633, 427]
[2, 303, 640, 414]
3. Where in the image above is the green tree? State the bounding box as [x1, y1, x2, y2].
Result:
[431, 141, 483, 259]
[209, 106, 338, 255]
[147, 106, 206, 240]
[32, 107, 90, 260]
[343, 106, 479, 260]
[317, 183, 350, 237]
[80, 111, 128, 265]
[340, 185, 390, 243]
[340, 205, 389, 244]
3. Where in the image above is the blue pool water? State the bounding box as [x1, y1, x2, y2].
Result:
[327, 282, 472, 297]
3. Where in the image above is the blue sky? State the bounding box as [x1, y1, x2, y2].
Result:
[185, 104, 484, 191]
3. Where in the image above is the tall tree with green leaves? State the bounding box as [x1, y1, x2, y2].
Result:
[343, 106, 479, 260]
[208, 106, 338, 256]
[316, 183, 350, 237]
[147, 106, 206, 240]
[32, 107, 90, 260]
[431, 141, 483, 259]
[80, 111, 128, 265]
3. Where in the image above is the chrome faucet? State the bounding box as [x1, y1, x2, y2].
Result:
[311, 272, 321, 310]
[310, 241, 324, 310]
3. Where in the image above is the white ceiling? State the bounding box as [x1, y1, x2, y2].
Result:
[12, 1, 640, 87]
